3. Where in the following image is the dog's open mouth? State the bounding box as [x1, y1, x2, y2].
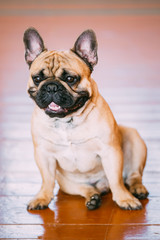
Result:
[47, 102, 67, 113]
[44, 95, 89, 117]
[44, 102, 68, 117]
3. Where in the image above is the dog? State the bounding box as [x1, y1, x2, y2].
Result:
[23, 28, 148, 210]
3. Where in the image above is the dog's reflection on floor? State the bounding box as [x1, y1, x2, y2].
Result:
[27, 188, 149, 239]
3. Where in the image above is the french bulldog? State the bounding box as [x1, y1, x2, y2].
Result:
[23, 28, 148, 210]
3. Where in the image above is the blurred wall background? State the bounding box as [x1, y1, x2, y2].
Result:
[0, 0, 160, 96]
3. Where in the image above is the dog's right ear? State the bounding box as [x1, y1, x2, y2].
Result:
[23, 28, 46, 66]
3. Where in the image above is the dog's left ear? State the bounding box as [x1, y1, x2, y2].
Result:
[72, 29, 98, 71]
[23, 27, 46, 66]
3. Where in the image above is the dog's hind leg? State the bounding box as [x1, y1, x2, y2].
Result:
[56, 171, 102, 210]
[120, 126, 149, 199]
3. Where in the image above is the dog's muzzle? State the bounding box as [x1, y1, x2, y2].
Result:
[30, 81, 90, 118]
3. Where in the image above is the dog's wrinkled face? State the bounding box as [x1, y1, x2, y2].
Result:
[24, 28, 98, 118]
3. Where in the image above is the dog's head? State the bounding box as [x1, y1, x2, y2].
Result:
[23, 28, 98, 118]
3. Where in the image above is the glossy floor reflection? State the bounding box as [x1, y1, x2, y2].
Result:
[0, 1, 160, 239]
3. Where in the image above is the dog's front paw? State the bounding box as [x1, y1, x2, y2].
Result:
[115, 196, 142, 210]
[130, 183, 149, 200]
[27, 197, 51, 210]
[86, 194, 102, 210]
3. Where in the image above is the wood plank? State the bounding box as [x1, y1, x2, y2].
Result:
[1, 224, 160, 240]
[0, 224, 107, 240]
[105, 225, 160, 240]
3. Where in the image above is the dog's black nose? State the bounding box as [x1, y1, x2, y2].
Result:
[46, 83, 58, 93]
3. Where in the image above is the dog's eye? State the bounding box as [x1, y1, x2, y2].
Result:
[66, 76, 78, 84]
[32, 70, 45, 85]
[32, 75, 42, 85]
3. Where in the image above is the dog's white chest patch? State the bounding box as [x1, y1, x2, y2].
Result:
[55, 138, 102, 173]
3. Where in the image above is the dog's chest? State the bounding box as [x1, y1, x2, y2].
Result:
[57, 138, 102, 172]
[48, 122, 103, 172]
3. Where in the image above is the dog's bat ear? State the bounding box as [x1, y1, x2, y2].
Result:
[72, 29, 98, 71]
[23, 28, 46, 66]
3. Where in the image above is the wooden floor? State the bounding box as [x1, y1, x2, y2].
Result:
[0, 1, 160, 239]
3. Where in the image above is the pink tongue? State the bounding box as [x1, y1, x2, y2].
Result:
[48, 102, 61, 111]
